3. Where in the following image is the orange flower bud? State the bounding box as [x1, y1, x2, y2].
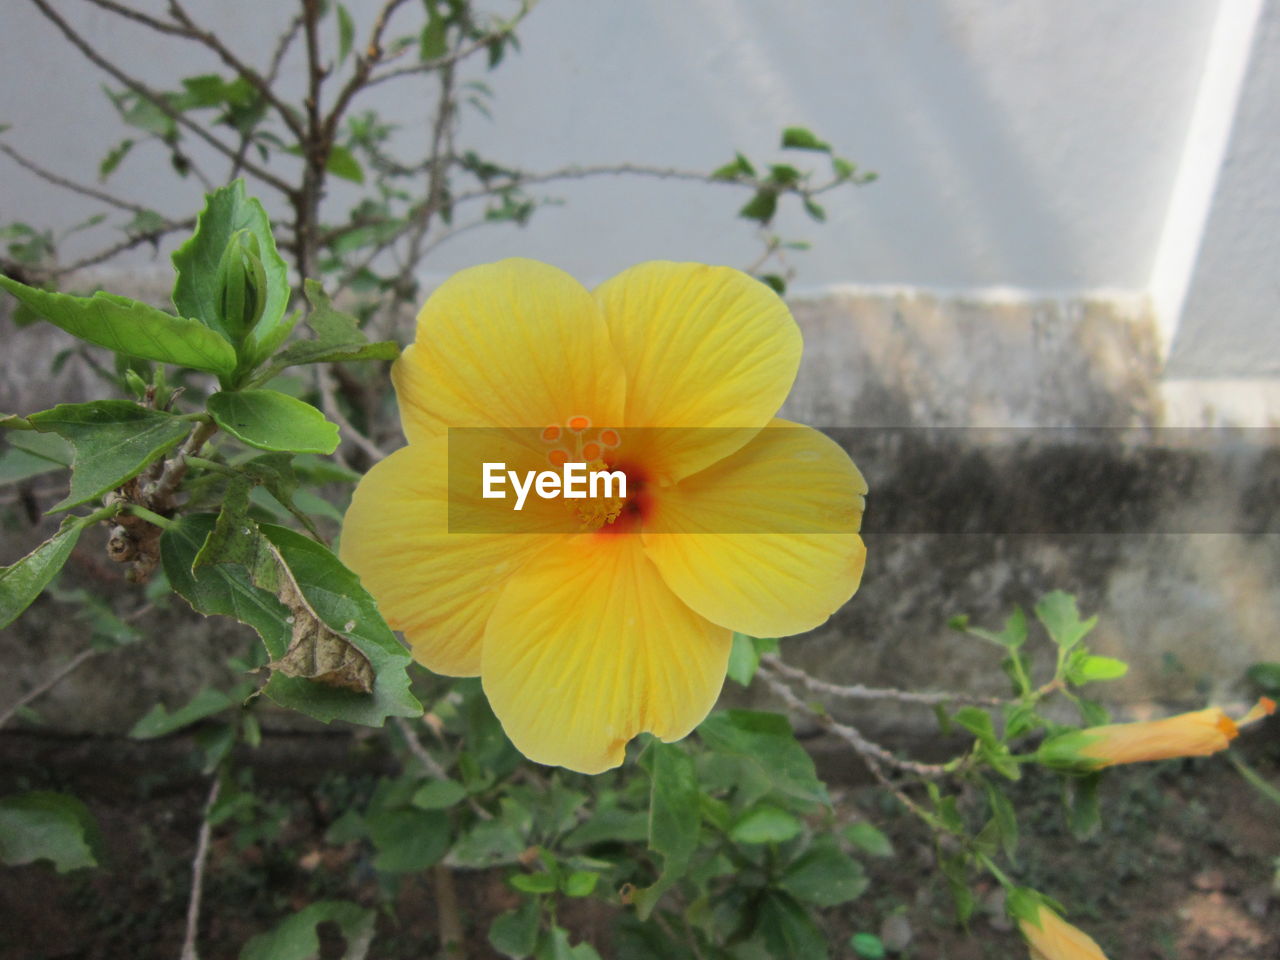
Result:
[1017, 903, 1109, 960]
[1038, 698, 1274, 770]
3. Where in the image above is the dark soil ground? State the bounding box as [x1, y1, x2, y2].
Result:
[1, 727, 1277, 960]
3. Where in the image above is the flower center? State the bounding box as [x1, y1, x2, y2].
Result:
[542, 417, 632, 531]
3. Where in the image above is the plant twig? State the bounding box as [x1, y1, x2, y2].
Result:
[314, 365, 388, 464]
[0, 647, 97, 730]
[757, 660, 950, 778]
[0, 141, 151, 215]
[27, 0, 296, 197]
[52, 218, 195, 279]
[394, 716, 493, 821]
[144, 419, 218, 510]
[180, 776, 221, 960]
[761, 654, 1004, 707]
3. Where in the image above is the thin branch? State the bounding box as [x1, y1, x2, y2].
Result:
[320, 0, 413, 146]
[0, 142, 151, 215]
[314, 364, 388, 464]
[231, 11, 305, 180]
[364, 2, 538, 89]
[758, 661, 950, 778]
[180, 776, 221, 960]
[0, 648, 97, 730]
[143, 419, 218, 510]
[51, 218, 195, 279]
[760, 655, 1005, 708]
[394, 716, 493, 821]
[27, 0, 296, 197]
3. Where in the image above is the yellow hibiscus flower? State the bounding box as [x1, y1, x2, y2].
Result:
[1037, 697, 1275, 771]
[340, 259, 866, 773]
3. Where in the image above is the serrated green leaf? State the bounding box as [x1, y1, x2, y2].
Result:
[779, 837, 868, 905]
[160, 514, 420, 727]
[489, 898, 540, 958]
[0, 517, 85, 629]
[842, 821, 893, 858]
[953, 706, 998, 745]
[27, 400, 190, 511]
[963, 606, 1028, 649]
[0, 276, 237, 376]
[451, 818, 525, 867]
[1035, 591, 1096, 652]
[129, 686, 241, 739]
[208, 389, 339, 454]
[270, 280, 399, 369]
[171, 180, 292, 370]
[632, 739, 699, 919]
[239, 900, 375, 960]
[781, 126, 831, 152]
[0, 791, 100, 873]
[698, 710, 827, 807]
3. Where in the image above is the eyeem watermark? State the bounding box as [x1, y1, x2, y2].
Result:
[482, 461, 627, 511]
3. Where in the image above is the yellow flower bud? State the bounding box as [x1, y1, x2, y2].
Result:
[1018, 903, 1109, 960]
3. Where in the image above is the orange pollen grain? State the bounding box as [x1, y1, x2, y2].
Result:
[542, 424, 561, 442]
[548, 449, 569, 468]
[568, 415, 590, 432]
[599, 429, 620, 448]
[581, 442, 602, 461]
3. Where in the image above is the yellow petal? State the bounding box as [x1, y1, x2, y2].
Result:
[1020, 906, 1110, 960]
[1078, 707, 1238, 766]
[393, 259, 625, 443]
[594, 262, 801, 480]
[482, 534, 731, 773]
[339, 438, 557, 675]
[642, 421, 867, 638]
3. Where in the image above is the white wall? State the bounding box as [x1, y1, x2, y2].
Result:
[0, 1, 1275, 379]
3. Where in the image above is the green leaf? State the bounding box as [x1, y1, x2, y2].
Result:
[128, 686, 241, 739]
[803, 198, 826, 222]
[564, 870, 599, 897]
[831, 157, 858, 180]
[1035, 591, 1096, 653]
[730, 804, 802, 844]
[272, 280, 400, 368]
[369, 808, 450, 872]
[983, 780, 1019, 860]
[939, 854, 976, 924]
[0, 437, 69, 485]
[1246, 662, 1280, 694]
[336, 4, 356, 63]
[451, 819, 525, 867]
[960, 606, 1028, 649]
[779, 837, 868, 906]
[0, 275, 237, 376]
[711, 151, 756, 181]
[953, 706, 998, 746]
[781, 126, 831, 152]
[411, 779, 468, 810]
[0, 791, 100, 873]
[739, 189, 778, 224]
[632, 740, 699, 919]
[0, 516, 85, 629]
[326, 144, 365, 184]
[698, 710, 827, 807]
[420, 10, 448, 60]
[850, 933, 885, 959]
[726, 633, 777, 686]
[490, 898, 540, 958]
[1067, 654, 1129, 685]
[511, 871, 558, 894]
[207, 389, 339, 454]
[160, 515, 421, 727]
[27, 400, 190, 511]
[239, 900, 375, 960]
[1066, 771, 1102, 839]
[98, 138, 135, 180]
[756, 892, 828, 960]
[171, 180, 292, 370]
[842, 821, 893, 858]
